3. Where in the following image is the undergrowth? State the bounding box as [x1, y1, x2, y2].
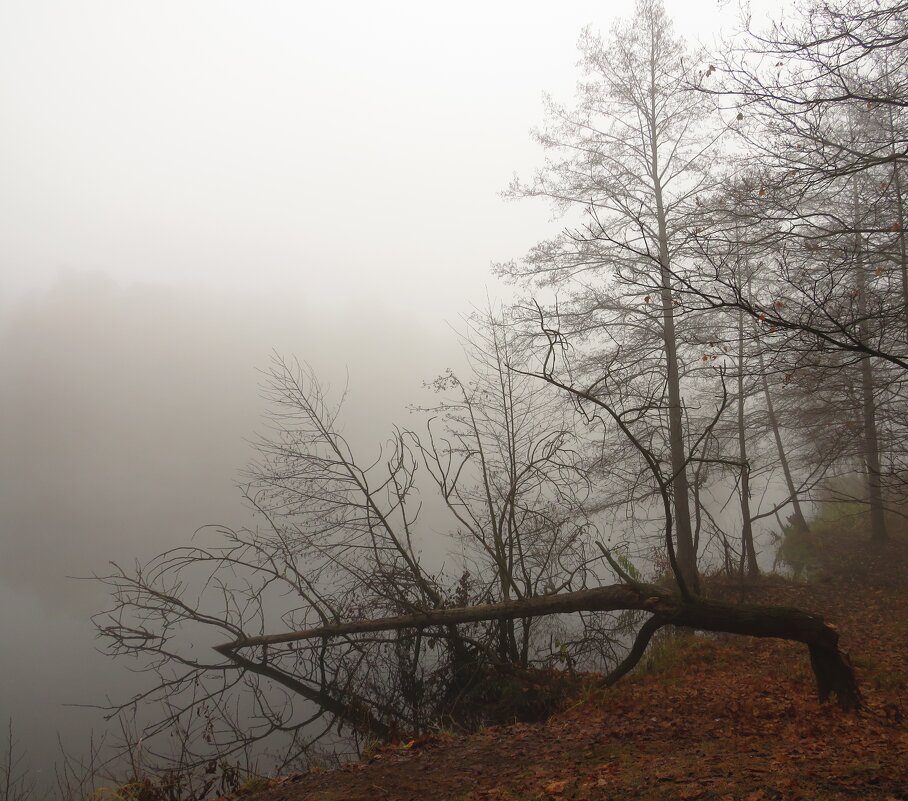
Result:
[775, 493, 873, 579]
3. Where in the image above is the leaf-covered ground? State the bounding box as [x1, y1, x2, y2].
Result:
[240, 534, 908, 800]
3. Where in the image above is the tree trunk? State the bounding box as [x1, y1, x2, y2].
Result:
[758, 350, 810, 534]
[859, 352, 888, 542]
[738, 308, 759, 577]
[216, 647, 393, 738]
[218, 582, 861, 711]
[658, 258, 699, 592]
[853, 183, 888, 542]
[649, 65, 698, 594]
[893, 164, 908, 342]
[887, 105, 908, 344]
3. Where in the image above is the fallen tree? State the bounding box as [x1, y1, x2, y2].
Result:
[207, 313, 862, 719]
[96, 337, 863, 772]
[214, 579, 861, 711]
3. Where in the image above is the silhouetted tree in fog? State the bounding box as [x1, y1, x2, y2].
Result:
[500, 0, 722, 590]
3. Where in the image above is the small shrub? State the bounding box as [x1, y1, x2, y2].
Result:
[775, 492, 869, 579]
[640, 632, 714, 676]
[444, 665, 584, 729]
[236, 775, 271, 796]
[776, 526, 821, 579]
[84, 761, 247, 801]
[360, 739, 384, 761]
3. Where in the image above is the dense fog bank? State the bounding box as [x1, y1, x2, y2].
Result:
[0, 272, 462, 770]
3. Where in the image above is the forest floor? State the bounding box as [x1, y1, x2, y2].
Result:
[237, 532, 908, 801]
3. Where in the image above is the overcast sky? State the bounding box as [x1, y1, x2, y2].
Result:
[0, 0, 772, 314]
[0, 0, 782, 776]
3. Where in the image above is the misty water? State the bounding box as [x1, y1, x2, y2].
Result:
[0, 275, 466, 774]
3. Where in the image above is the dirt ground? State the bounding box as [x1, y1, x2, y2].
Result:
[233, 534, 908, 801]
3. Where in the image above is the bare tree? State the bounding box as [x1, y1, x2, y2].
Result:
[95, 335, 603, 763]
[717, 0, 908, 176]
[1, 721, 35, 801]
[683, 0, 908, 373]
[500, 0, 724, 590]
[212, 319, 862, 711]
[690, 100, 901, 539]
[415, 308, 597, 666]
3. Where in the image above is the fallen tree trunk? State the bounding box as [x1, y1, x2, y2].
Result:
[215, 582, 861, 711]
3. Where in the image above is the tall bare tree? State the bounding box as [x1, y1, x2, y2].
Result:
[500, 0, 722, 591]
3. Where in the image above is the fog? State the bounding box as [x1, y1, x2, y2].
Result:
[0, 273, 469, 766]
[0, 0, 783, 777]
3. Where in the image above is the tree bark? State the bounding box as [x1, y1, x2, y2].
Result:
[600, 614, 666, 688]
[217, 582, 861, 711]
